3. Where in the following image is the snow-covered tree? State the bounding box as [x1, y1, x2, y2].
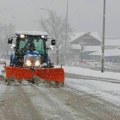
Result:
[39, 11, 72, 64]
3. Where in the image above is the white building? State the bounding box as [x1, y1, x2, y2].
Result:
[70, 32, 120, 63]
[70, 32, 101, 61]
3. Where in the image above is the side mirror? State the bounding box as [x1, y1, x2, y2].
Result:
[8, 38, 13, 44]
[51, 39, 56, 45]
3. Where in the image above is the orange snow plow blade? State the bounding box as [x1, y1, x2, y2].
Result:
[5, 67, 64, 83]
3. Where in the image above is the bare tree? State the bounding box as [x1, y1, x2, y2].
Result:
[39, 11, 72, 64]
[0, 23, 15, 58]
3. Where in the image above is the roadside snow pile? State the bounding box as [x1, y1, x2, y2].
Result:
[0, 66, 3, 75]
[63, 66, 120, 80]
[66, 78, 120, 106]
[0, 59, 9, 75]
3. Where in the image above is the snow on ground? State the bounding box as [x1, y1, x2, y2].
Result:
[63, 65, 120, 106]
[66, 78, 120, 106]
[0, 65, 120, 108]
[0, 84, 6, 92]
[0, 66, 3, 75]
[0, 59, 9, 75]
[0, 65, 120, 119]
[63, 66, 120, 80]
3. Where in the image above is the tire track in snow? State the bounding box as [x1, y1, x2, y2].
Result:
[15, 86, 43, 120]
[29, 84, 120, 120]
[66, 73, 120, 84]
[66, 76, 120, 107]
[24, 84, 81, 120]
[0, 86, 21, 120]
[64, 78, 120, 120]
[0, 85, 42, 120]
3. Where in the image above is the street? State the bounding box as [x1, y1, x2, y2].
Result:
[0, 73, 120, 120]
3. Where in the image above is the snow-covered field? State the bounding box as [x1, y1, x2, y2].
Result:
[0, 65, 120, 120]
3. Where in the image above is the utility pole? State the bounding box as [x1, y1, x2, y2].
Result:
[101, 0, 106, 72]
[64, 0, 68, 64]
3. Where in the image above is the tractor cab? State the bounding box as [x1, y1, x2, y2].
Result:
[8, 31, 55, 68]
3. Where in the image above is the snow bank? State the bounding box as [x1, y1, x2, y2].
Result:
[63, 66, 120, 80]
[0, 66, 3, 75]
[66, 78, 120, 106]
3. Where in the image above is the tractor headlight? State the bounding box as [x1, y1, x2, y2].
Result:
[25, 60, 31, 66]
[35, 60, 40, 67]
[20, 34, 25, 38]
[41, 35, 45, 38]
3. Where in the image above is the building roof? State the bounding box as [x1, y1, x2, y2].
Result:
[70, 32, 101, 44]
[105, 39, 120, 47]
[70, 33, 120, 46]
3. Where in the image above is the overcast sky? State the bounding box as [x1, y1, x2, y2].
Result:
[0, 0, 120, 38]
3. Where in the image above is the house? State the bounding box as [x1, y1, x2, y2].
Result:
[70, 32, 101, 61]
[90, 39, 120, 63]
[105, 38, 120, 49]
[70, 32, 120, 64]
[90, 48, 120, 63]
[70, 32, 101, 45]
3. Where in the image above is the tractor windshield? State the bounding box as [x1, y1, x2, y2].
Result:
[18, 36, 45, 55]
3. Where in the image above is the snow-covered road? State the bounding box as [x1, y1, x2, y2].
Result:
[0, 65, 120, 120]
[66, 77, 120, 107]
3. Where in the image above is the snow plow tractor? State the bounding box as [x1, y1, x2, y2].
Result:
[4, 31, 64, 86]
